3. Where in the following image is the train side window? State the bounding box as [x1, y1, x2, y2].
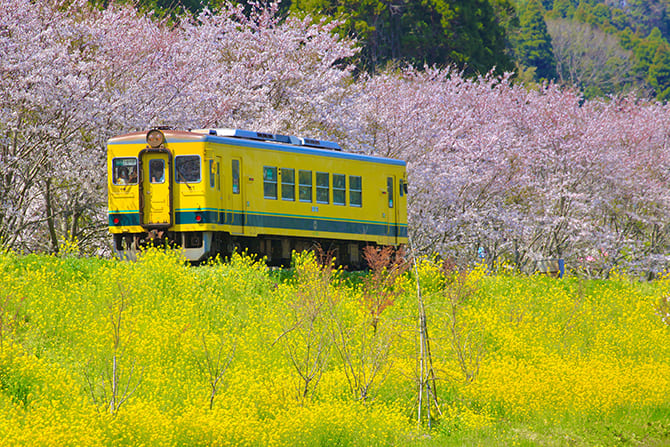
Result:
[149, 159, 165, 183]
[349, 175, 362, 207]
[263, 166, 278, 199]
[216, 162, 220, 191]
[316, 172, 329, 204]
[399, 179, 404, 197]
[175, 155, 200, 183]
[281, 168, 295, 201]
[387, 177, 394, 208]
[232, 160, 240, 194]
[333, 173, 346, 205]
[209, 160, 216, 188]
[112, 157, 138, 185]
[299, 170, 312, 202]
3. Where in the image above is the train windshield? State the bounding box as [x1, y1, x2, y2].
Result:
[112, 158, 138, 185]
[175, 155, 201, 183]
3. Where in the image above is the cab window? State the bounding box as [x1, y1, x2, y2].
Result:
[175, 155, 201, 183]
[150, 159, 165, 183]
[112, 158, 138, 185]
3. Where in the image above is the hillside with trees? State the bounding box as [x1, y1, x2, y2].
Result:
[542, 0, 670, 98]
[122, 0, 670, 100]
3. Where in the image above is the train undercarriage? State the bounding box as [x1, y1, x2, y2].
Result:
[113, 230, 371, 269]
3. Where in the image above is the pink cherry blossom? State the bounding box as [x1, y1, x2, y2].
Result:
[1, 0, 669, 276]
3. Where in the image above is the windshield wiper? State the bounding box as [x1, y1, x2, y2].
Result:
[176, 168, 193, 190]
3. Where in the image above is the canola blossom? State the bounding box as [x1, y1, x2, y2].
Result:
[0, 249, 669, 445]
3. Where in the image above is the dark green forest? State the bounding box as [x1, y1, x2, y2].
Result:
[120, 0, 670, 99]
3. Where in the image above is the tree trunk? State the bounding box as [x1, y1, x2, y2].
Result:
[45, 178, 59, 254]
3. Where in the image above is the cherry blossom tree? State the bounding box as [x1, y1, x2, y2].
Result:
[337, 67, 670, 275]
[175, 3, 356, 134]
[1, 0, 668, 275]
[0, 0, 356, 254]
[0, 0, 98, 251]
[0, 0, 186, 252]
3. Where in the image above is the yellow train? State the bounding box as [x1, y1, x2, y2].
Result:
[107, 128, 408, 265]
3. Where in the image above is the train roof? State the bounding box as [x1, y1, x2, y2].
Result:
[107, 128, 406, 167]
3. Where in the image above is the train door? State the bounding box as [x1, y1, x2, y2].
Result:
[139, 149, 172, 227]
[216, 156, 223, 224]
[386, 176, 398, 243]
[229, 158, 244, 232]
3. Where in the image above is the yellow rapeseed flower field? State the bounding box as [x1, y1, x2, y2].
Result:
[0, 249, 668, 445]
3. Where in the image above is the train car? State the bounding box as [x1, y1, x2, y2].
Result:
[107, 128, 408, 266]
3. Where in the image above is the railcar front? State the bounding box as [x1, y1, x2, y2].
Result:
[108, 129, 214, 260]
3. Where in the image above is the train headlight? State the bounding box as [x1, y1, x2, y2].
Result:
[147, 129, 165, 148]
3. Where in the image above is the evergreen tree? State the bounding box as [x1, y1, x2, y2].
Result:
[447, 0, 514, 74]
[549, 0, 575, 19]
[514, 0, 557, 80]
[631, 27, 667, 87]
[647, 39, 670, 100]
[289, 0, 405, 71]
[634, 27, 666, 67]
[103, 0, 206, 14]
[398, 0, 454, 67]
[290, 0, 513, 74]
[627, 0, 670, 37]
[490, 0, 521, 64]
